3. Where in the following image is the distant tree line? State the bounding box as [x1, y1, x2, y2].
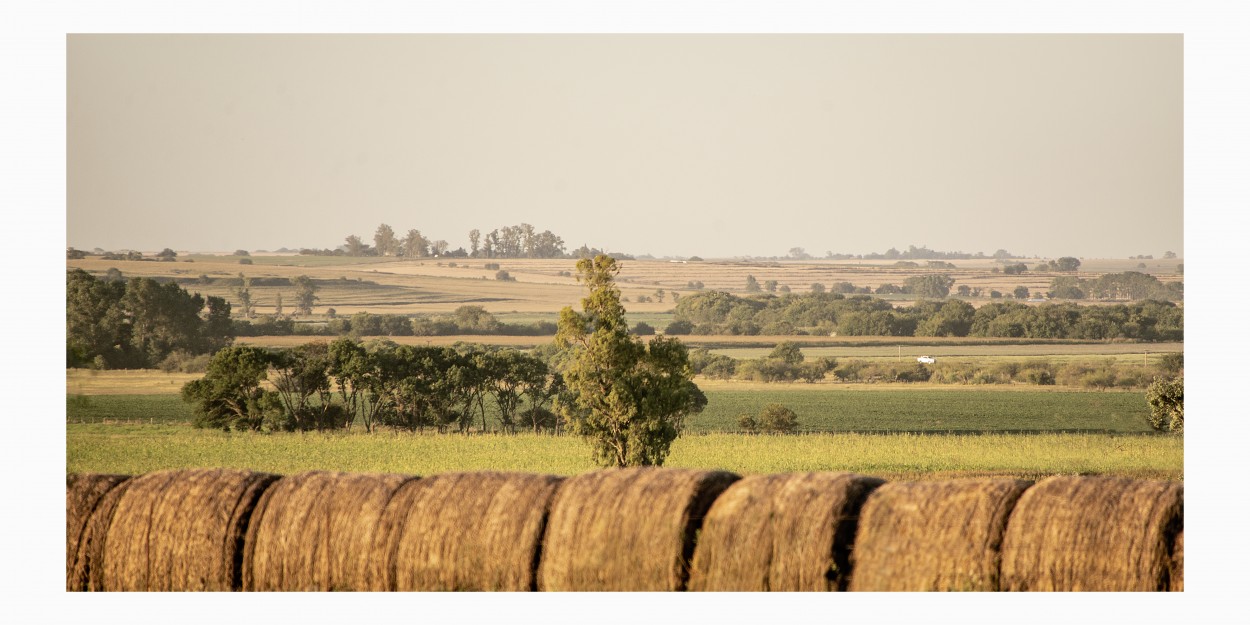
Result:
[67, 269, 233, 369]
[183, 339, 563, 434]
[68, 247, 180, 262]
[299, 222, 574, 260]
[667, 290, 1183, 340]
[292, 223, 648, 260]
[1048, 271, 1183, 302]
[690, 344, 1183, 390]
[819, 245, 1014, 261]
[231, 306, 558, 338]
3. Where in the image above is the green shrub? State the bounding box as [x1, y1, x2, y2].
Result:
[895, 364, 932, 383]
[157, 350, 213, 373]
[737, 413, 758, 433]
[664, 320, 694, 335]
[1079, 369, 1118, 389]
[1023, 368, 1056, 385]
[758, 403, 800, 434]
[1146, 377, 1183, 433]
[1158, 352, 1184, 376]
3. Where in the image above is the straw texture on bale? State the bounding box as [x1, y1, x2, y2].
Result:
[370, 471, 565, 591]
[66, 474, 132, 591]
[1000, 475, 1183, 591]
[1170, 530, 1183, 592]
[689, 472, 884, 591]
[102, 468, 279, 591]
[848, 478, 1033, 591]
[538, 467, 740, 591]
[242, 471, 414, 591]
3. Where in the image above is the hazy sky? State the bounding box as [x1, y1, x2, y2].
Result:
[67, 34, 1182, 259]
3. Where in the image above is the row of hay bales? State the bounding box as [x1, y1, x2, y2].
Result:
[67, 467, 1183, 592]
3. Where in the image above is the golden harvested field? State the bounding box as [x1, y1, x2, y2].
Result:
[67, 254, 1181, 317]
[67, 369, 201, 395]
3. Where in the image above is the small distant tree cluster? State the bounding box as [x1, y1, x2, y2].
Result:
[1031, 257, 1081, 272]
[738, 403, 800, 434]
[734, 342, 835, 383]
[67, 269, 233, 369]
[1047, 272, 1182, 302]
[904, 274, 955, 299]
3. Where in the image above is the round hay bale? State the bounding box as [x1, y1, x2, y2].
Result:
[537, 467, 740, 591]
[689, 472, 884, 591]
[1171, 530, 1183, 592]
[1000, 475, 1183, 591]
[848, 478, 1032, 591]
[66, 474, 131, 591]
[102, 468, 279, 591]
[242, 471, 414, 591]
[370, 471, 565, 591]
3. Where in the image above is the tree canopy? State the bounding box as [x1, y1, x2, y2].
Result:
[67, 269, 233, 369]
[554, 255, 706, 467]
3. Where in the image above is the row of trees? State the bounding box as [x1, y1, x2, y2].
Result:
[316, 223, 571, 259]
[230, 273, 320, 319]
[1049, 272, 1183, 302]
[744, 269, 1179, 304]
[691, 346, 1183, 390]
[183, 339, 563, 434]
[67, 247, 181, 262]
[185, 255, 706, 469]
[231, 307, 558, 338]
[67, 269, 233, 369]
[671, 290, 1183, 340]
[818, 245, 1015, 261]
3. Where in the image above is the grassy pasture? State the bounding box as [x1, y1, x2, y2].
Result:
[64, 424, 1181, 481]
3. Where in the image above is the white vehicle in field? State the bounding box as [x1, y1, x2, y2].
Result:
[917, 356, 936, 364]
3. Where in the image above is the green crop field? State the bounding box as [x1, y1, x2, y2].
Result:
[65, 424, 1181, 481]
[66, 387, 1154, 434]
[67, 394, 197, 424]
[695, 387, 1154, 434]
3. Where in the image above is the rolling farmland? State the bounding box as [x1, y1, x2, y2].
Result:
[65, 252, 1183, 482]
